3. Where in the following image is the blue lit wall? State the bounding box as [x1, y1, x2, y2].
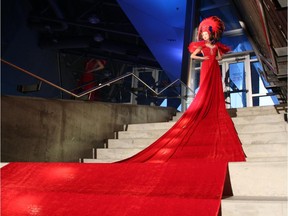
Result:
[117, 0, 187, 81]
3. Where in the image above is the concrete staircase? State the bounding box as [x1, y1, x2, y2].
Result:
[83, 105, 287, 216]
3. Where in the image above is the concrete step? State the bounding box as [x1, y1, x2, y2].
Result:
[235, 122, 286, 134]
[221, 196, 287, 216]
[96, 143, 287, 161]
[115, 131, 286, 145]
[246, 157, 287, 162]
[244, 143, 287, 158]
[127, 114, 285, 131]
[125, 121, 286, 134]
[172, 105, 286, 121]
[83, 158, 118, 163]
[108, 134, 287, 148]
[232, 114, 285, 125]
[108, 136, 287, 148]
[238, 131, 287, 144]
[96, 148, 143, 160]
[108, 138, 153, 149]
[126, 121, 175, 131]
[0, 163, 9, 168]
[118, 129, 165, 139]
[118, 124, 287, 139]
[230, 105, 286, 114]
[228, 161, 287, 197]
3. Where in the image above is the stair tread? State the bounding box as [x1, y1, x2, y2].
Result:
[107, 142, 287, 146]
[83, 158, 119, 163]
[98, 148, 144, 151]
[222, 196, 287, 202]
[120, 127, 287, 133]
[127, 117, 285, 129]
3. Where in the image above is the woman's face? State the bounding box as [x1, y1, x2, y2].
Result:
[201, 31, 210, 41]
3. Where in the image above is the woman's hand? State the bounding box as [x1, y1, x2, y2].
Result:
[216, 50, 222, 61]
[216, 56, 222, 61]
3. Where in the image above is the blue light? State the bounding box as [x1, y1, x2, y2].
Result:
[117, 0, 187, 81]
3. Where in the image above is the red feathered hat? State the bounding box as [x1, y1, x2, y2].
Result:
[197, 16, 225, 42]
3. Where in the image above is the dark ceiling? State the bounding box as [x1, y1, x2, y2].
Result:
[2, 0, 287, 104]
[27, 0, 160, 68]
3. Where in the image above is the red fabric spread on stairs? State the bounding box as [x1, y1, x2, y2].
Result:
[2, 162, 227, 216]
[1, 42, 245, 215]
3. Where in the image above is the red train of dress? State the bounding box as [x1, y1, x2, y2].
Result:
[1, 41, 246, 216]
[121, 41, 246, 163]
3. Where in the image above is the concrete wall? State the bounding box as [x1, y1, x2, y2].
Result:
[1, 95, 176, 162]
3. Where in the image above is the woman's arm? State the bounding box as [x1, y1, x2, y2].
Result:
[216, 49, 222, 61]
[95, 60, 105, 71]
[190, 47, 209, 60]
[86, 60, 105, 73]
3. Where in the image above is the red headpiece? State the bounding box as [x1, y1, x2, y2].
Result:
[197, 16, 225, 42]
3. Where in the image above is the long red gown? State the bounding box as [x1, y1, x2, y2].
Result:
[1, 41, 246, 216]
[121, 41, 246, 163]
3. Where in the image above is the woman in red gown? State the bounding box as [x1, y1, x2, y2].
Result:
[122, 16, 246, 163]
[79, 59, 106, 100]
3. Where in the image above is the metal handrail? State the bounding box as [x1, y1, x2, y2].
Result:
[1, 58, 194, 99]
[258, 54, 278, 76]
[1, 59, 78, 97]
